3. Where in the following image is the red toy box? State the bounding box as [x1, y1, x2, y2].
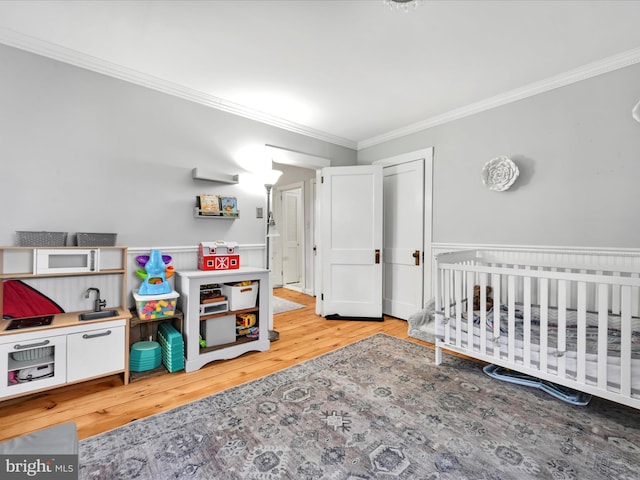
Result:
[198, 241, 240, 271]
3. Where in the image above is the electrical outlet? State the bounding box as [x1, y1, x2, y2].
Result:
[256, 207, 264, 218]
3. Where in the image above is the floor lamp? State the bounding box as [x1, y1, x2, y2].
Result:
[264, 170, 282, 341]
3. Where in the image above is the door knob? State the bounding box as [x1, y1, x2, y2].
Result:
[412, 250, 420, 266]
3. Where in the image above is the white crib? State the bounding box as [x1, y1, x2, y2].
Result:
[434, 248, 640, 409]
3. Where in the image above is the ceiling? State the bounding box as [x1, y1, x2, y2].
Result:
[1, 0, 640, 150]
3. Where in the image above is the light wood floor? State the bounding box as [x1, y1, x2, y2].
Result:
[0, 288, 432, 443]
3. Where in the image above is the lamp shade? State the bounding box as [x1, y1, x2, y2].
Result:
[263, 169, 283, 186]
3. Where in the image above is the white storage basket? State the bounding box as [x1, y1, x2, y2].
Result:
[11, 346, 54, 362]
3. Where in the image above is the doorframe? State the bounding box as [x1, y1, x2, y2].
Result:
[273, 181, 305, 291]
[267, 144, 330, 297]
[374, 147, 434, 300]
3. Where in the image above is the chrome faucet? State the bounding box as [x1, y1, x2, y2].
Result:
[85, 287, 107, 312]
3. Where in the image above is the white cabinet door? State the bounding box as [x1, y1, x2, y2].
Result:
[317, 165, 383, 318]
[67, 325, 125, 382]
[0, 334, 67, 398]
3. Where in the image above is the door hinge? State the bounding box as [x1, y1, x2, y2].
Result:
[321, 293, 324, 300]
[321, 176, 324, 183]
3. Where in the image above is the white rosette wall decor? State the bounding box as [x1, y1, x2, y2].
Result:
[482, 156, 519, 191]
[633, 100, 640, 123]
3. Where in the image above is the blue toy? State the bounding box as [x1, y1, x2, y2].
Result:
[483, 364, 592, 406]
[138, 249, 172, 295]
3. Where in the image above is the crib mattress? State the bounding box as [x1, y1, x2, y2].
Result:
[437, 303, 640, 396]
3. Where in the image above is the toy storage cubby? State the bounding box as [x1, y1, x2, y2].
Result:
[127, 309, 184, 382]
[0, 246, 130, 401]
[175, 267, 270, 373]
[128, 250, 184, 381]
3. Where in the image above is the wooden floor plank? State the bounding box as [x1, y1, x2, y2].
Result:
[0, 288, 432, 442]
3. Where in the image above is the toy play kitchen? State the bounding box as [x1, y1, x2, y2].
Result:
[0, 243, 129, 401]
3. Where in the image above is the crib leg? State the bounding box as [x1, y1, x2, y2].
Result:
[435, 346, 442, 365]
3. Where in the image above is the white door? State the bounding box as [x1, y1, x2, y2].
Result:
[282, 187, 302, 285]
[383, 160, 425, 319]
[317, 165, 383, 318]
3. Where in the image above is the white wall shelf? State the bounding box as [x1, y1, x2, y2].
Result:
[194, 208, 239, 219]
[192, 167, 239, 184]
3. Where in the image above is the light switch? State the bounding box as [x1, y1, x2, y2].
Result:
[256, 207, 264, 218]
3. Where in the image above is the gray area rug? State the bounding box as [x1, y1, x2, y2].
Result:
[79, 334, 640, 479]
[272, 296, 305, 315]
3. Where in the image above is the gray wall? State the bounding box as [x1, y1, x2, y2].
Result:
[0, 44, 356, 248]
[359, 63, 640, 249]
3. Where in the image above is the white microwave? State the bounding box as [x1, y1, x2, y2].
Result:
[33, 249, 100, 274]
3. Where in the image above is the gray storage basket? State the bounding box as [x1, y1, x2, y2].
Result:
[16, 231, 68, 247]
[11, 346, 54, 362]
[76, 233, 117, 246]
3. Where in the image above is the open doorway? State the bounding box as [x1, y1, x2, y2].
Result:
[267, 146, 329, 296]
[272, 172, 315, 295]
[278, 182, 304, 292]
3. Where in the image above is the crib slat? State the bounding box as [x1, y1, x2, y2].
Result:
[492, 273, 501, 360]
[557, 280, 567, 378]
[540, 278, 549, 373]
[444, 269, 451, 345]
[523, 275, 532, 368]
[480, 274, 488, 356]
[597, 283, 609, 390]
[466, 274, 474, 351]
[620, 286, 632, 397]
[576, 281, 587, 384]
[632, 273, 640, 318]
[454, 270, 463, 348]
[507, 275, 516, 364]
[612, 272, 621, 314]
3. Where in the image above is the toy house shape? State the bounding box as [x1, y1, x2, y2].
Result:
[198, 241, 240, 271]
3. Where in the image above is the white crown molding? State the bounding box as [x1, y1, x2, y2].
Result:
[359, 46, 640, 150]
[0, 27, 357, 150]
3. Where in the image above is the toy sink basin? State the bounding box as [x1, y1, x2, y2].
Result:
[79, 309, 119, 321]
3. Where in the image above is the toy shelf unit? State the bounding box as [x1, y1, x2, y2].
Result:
[176, 267, 270, 373]
[0, 246, 130, 399]
[194, 194, 239, 219]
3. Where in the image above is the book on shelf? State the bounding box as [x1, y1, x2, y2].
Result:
[220, 196, 238, 217]
[198, 194, 221, 216]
